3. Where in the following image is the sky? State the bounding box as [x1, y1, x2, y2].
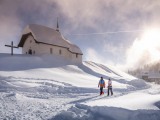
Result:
[1, 0, 160, 71]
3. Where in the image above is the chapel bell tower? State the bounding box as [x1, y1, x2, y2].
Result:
[56, 18, 59, 32]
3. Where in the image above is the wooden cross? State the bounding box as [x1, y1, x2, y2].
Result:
[5, 41, 18, 55]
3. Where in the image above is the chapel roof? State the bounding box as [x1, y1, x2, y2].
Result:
[17, 24, 83, 54]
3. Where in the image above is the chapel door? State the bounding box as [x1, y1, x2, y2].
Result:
[28, 49, 32, 55]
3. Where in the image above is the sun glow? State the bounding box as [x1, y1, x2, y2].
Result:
[142, 30, 160, 47]
[123, 29, 160, 70]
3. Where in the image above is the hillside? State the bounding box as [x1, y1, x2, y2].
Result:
[0, 53, 145, 89]
[0, 53, 160, 120]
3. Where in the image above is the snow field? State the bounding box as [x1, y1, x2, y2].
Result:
[0, 53, 160, 120]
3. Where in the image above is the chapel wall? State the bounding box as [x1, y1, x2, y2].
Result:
[22, 35, 38, 55]
[22, 35, 72, 59]
[71, 53, 82, 63]
[38, 43, 71, 59]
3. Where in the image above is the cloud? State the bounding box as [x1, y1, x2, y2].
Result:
[85, 30, 160, 72]
[84, 41, 126, 68]
[103, 42, 124, 56]
[55, 0, 160, 34]
[117, 30, 160, 71]
[0, 1, 22, 53]
[85, 48, 115, 66]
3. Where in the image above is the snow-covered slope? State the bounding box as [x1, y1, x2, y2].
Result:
[0, 53, 160, 120]
[0, 53, 145, 89]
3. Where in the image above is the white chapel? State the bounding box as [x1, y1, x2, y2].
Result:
[17, 19, 83, 63]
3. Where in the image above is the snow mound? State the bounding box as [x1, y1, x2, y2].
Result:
[83, 92, 160, 110]
[50, 104, 160, 120]
[0, 53, 72, 71]
[127, 79, 147, 88]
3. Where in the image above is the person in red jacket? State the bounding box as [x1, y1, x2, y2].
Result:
[98, 77, 105, 95]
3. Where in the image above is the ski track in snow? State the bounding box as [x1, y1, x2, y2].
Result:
[0, 77, 101, 120]
[0, 76, 159, 120]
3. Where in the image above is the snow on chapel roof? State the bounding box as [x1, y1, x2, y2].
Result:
[18, 24, 83, 54]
